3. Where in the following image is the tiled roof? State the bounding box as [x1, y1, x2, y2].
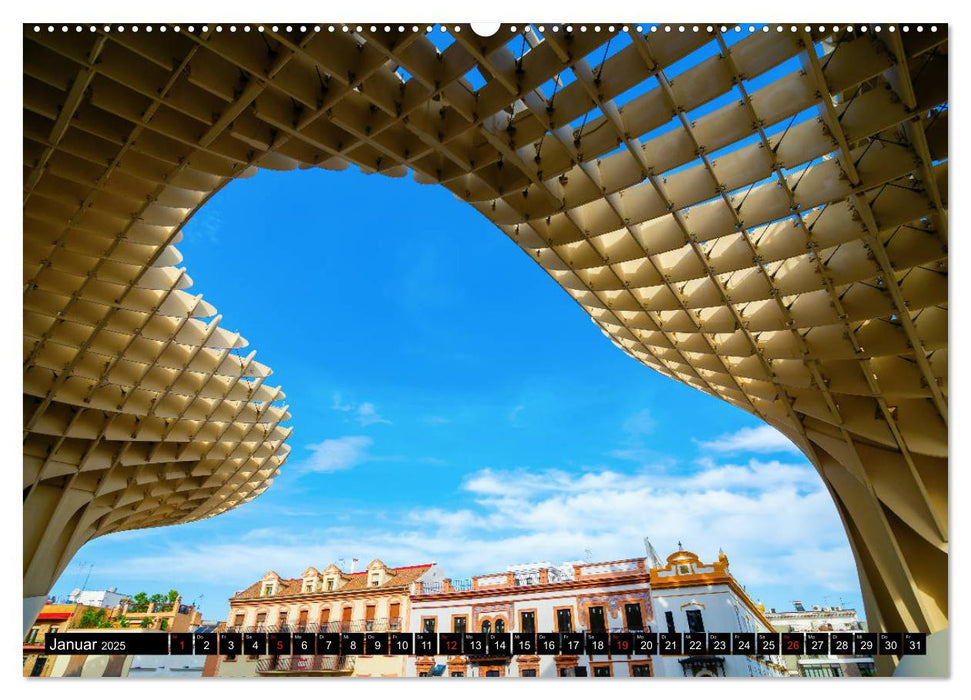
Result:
[232, 564, 434, 601]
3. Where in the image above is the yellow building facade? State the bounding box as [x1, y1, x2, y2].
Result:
[208, 559, 442, 677]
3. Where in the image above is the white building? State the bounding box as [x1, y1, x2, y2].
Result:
[67, 587, 129, 609]
[407, 545, 785, 678]
[650, 549, 784, 677]
[765, 602, 875, 677]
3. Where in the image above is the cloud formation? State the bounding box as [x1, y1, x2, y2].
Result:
[356, 402, 390, 426]
[622, 409, 656, 435]
[697, 425, 800, 454]
[300, 436, 373, 473]
[96, 457, 856, 608]
[332, 393, 391, 426]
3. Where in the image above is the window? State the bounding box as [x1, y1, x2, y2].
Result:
[256, 612, 267, 630]
[278, 611, 288, 628]
[521, 668, 537, 677]
[481, 620, 491, 633]
[665, 611, 676, 634]
[588, 606, 606, 633]
[451, 671, 465, 677]
[485, 669, 500, 677]
[26, 627, 39, 644]
[624, 603, 644, 631]
[30, 657, 47, 677]
[49, 626, 58, 635]
[453, 616, 467, 634]
[371, 577, 380, 587]
[389, 602, 401, 622]
[858, 663, 876, 677]
[592, 664, 612, 677]
[803, 664, 842, 677]
[686, 609, 705, 633]
[495, 618, 505, 633]
[263, 585, 273, 596]
[520, 611, 535, 634]
[423, 618, 437, 633]
[365, 605, 376, 630]
[326, 579, 334, 591]
[233, 613, 244, 628]
[320, 608, 331, 628]
[556, 608, 573, 633]
[631, 662, 652, 677]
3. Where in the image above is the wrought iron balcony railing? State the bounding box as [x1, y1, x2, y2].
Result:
[236, 618, 403, 634]
[255, 655, 354, 674]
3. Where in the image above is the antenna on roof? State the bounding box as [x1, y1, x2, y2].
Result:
[80, 562, 94, 592]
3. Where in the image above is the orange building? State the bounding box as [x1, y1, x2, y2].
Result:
[23, 604, 91, 677]
[24, 594, 203, 677]
[207, 559, 443, 677]
[115, 595, 202, 633]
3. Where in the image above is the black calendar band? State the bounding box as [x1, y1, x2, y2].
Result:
[38, 631, 927, 656]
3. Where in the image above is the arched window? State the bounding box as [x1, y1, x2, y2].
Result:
[481, 619, 491, 633]
[495, 618, 505, 633]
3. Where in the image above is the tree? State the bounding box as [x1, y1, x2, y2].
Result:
[133, 592, 149, 606]
[78, 608, 114, 629]
[159, 619, 168, 631]
[140, 616, 152, 629]
[149, 593, 165, 604]
[116, 615, 130, 629]
[167, 590, 179, 604]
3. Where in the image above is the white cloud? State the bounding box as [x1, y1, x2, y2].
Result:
[332, 393, 353, 412]
[300, 436, 373, 473]
[622, 409, 656, 435]
[356, 402, 390, 426]
[509, 404, 524, 423]
[697, 425, 800, 454]
[331, 394, 391, 426]
[90, 458, 859, 616]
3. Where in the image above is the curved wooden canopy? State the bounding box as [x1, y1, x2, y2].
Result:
[23, 23, 947, 639]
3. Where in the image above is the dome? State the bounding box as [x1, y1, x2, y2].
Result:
[666, 549, 701, 565]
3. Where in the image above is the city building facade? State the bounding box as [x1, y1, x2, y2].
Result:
[766, 602, 875, 677]
[24, 591, 204, 677]
[67, 587, 130, 609]
[23, 604, 91, 677]
[407, 546, 783, 677]
[649, 549, 785, 677]
[206, 559, 442, 677]
[115, 594, 202, 633]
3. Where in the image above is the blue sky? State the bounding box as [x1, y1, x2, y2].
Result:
[52, 164, 863, 621]
[49, 26, 861, 621]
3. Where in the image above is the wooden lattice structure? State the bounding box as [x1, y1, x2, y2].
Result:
[23, 23, 947, 641]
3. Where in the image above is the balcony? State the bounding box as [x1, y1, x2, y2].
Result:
[255, 655, 354, 676]
[236, 618, 403, 634]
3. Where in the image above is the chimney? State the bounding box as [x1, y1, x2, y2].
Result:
[350, 558, 359, 574]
